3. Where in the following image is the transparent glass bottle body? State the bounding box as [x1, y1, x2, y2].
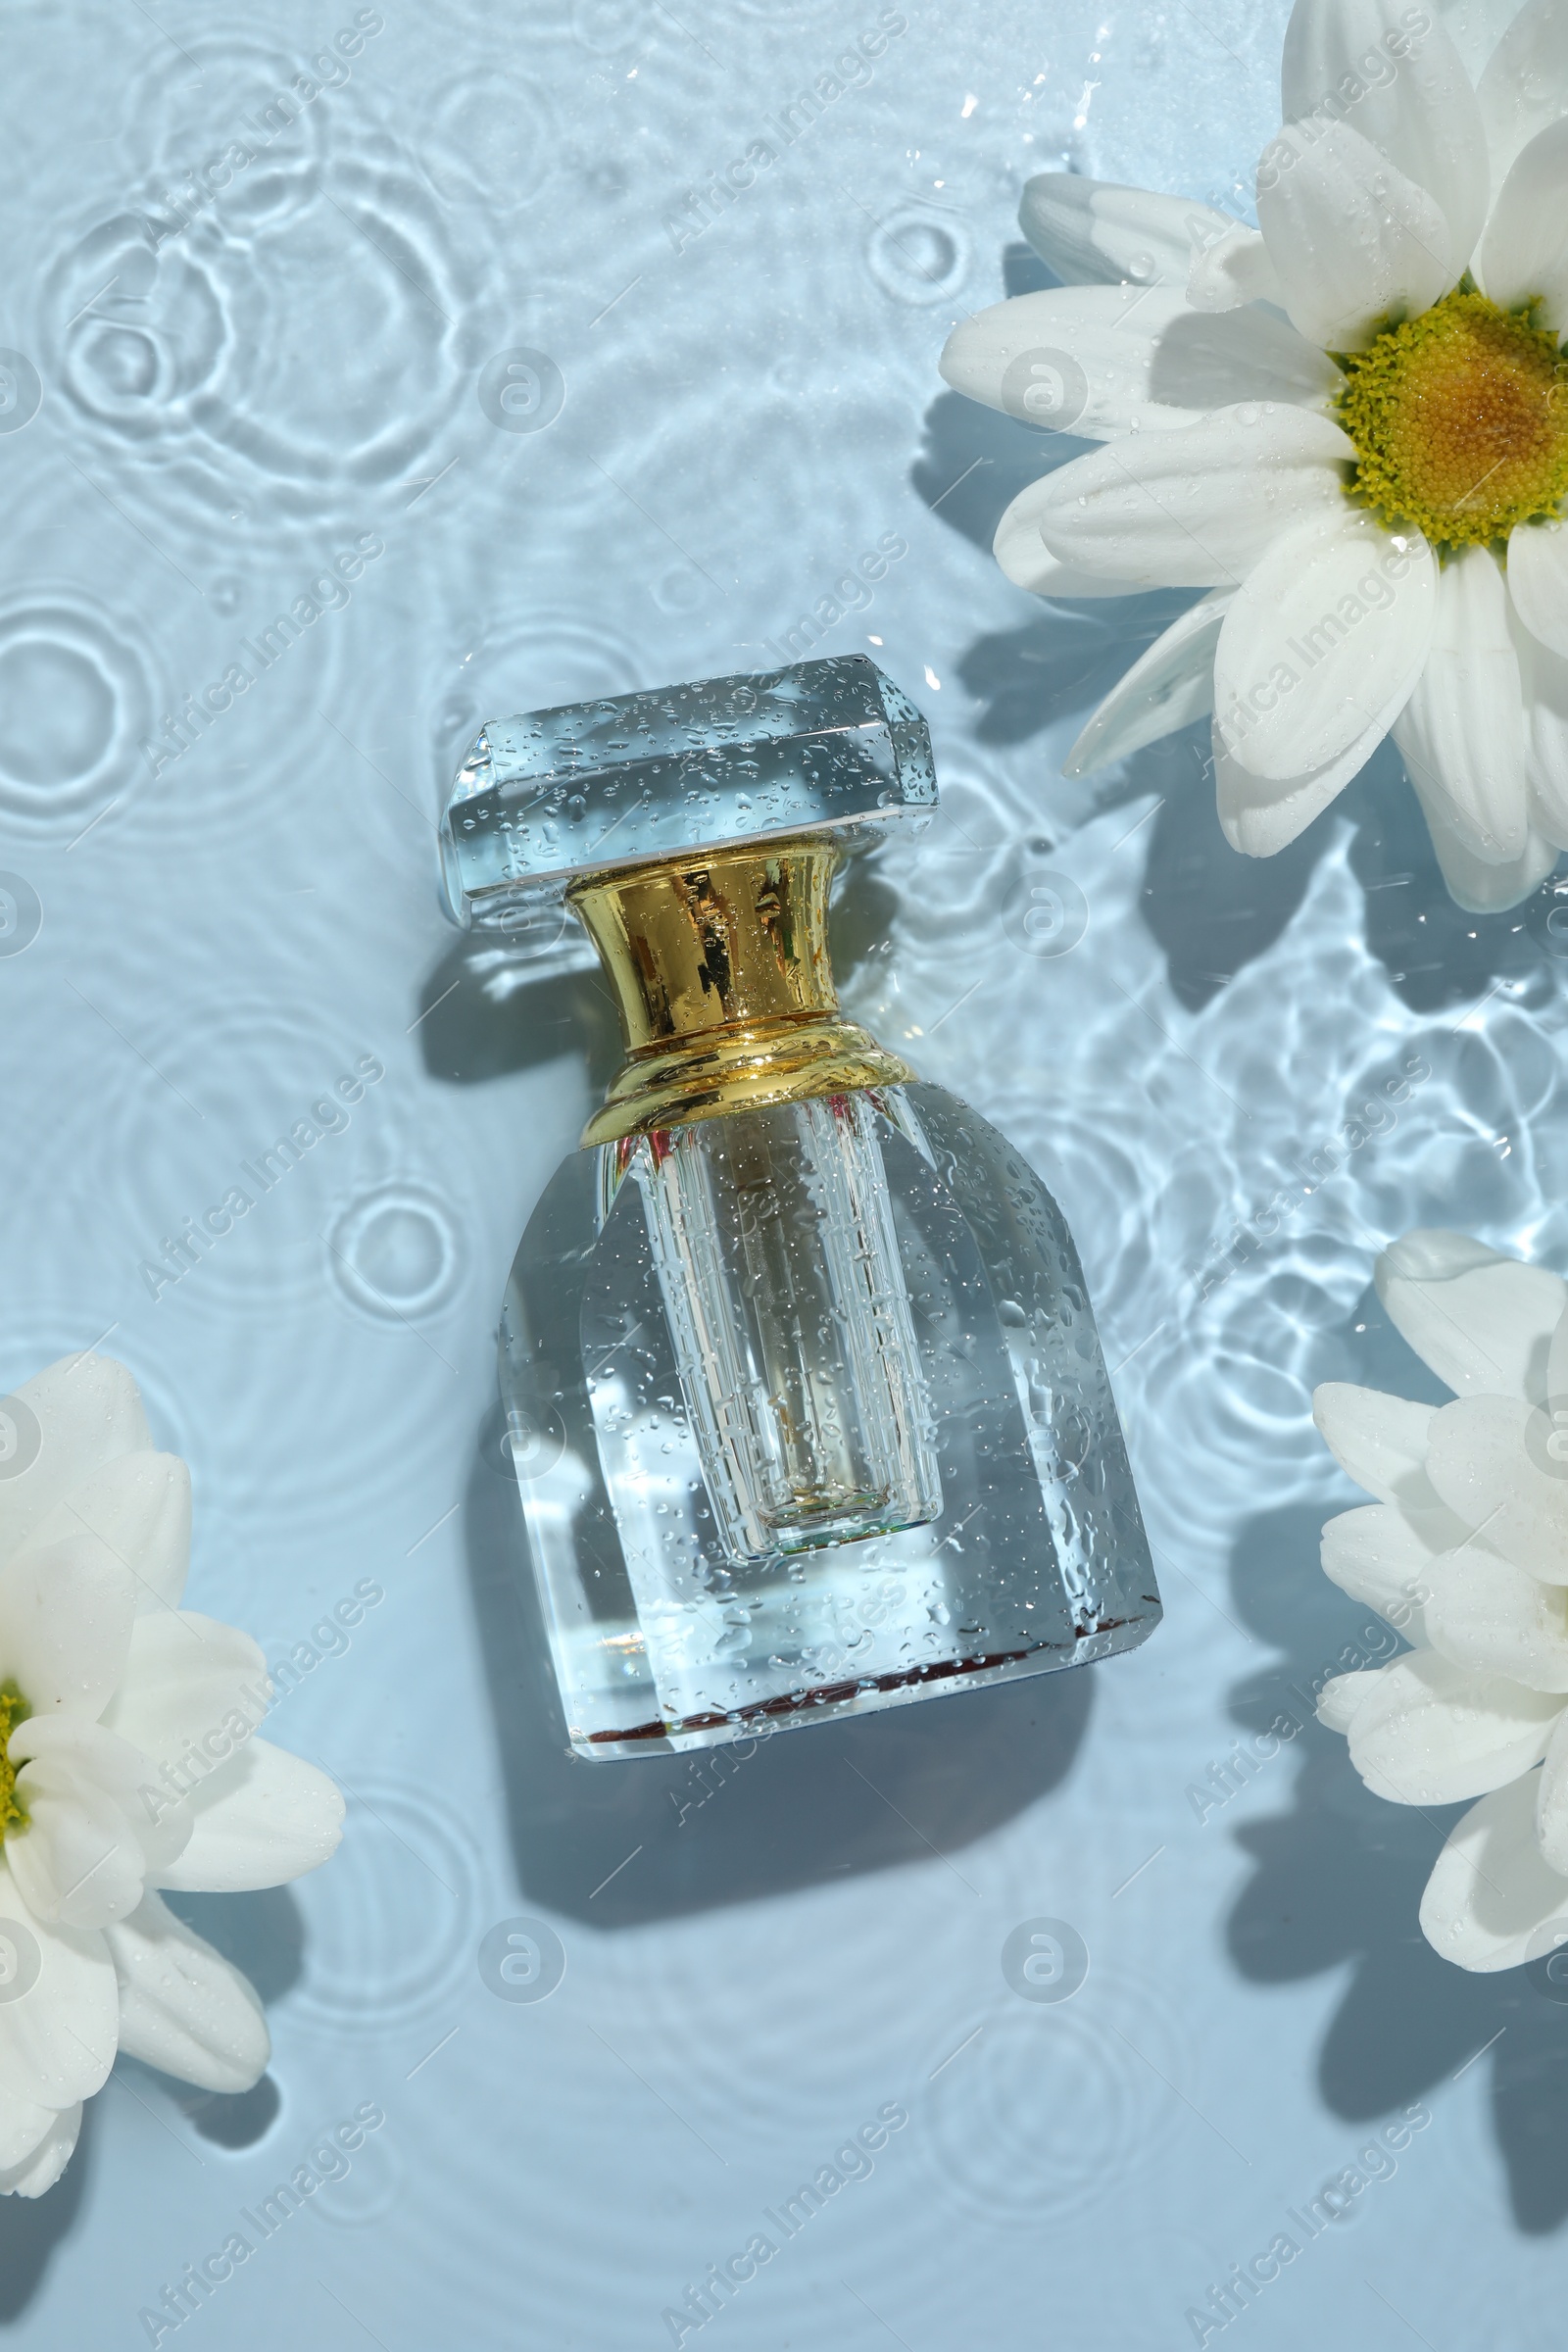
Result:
[501, 1081, 1160, 1759]
[635, 1093, 943, 1566]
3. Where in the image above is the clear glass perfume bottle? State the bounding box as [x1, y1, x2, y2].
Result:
[441, 657, 1160, 1758]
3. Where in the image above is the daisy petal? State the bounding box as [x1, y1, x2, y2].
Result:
[10, 1711, 189, 1879]
[8, 1721, 165, 1929]
[1438, 0, 1522, 79]
[106, 1889, 269, 2094]
[1425, 1541, 1568, 1690]
[26, 1451, 190, 1618]
[1347, 1648, 1559, 1803]
[1033, 404, 1355, 588]
[1312, 1382, 1443, 1508]
[1320, 1502, 1439, 1637]
[1508, 522, 1568, 666]
[1214, 509, 1436, 781]
[1375, 1227, 1566, 1400]
[1477, 0, 1568, 184]
[1147, 306, 1344, 415]
[1392, 547, 1528, 864]
[1186, 223, 1284, 311]
[0, 1354, 151, 1570]
[1280, 0, 1490, 268]
[1016, 172, 1236, 288]
[1516, 607, 1568, 845]
[1425, 1394, 1568, 1583]
[939, 288, 1339, 442]
[1257, 121, 1455, 352]
[0, 1532, 138, 1720]
[1419, 1772, 1568, 1970]
[99, 1611, 269, 1778]
[1317, 1667, 1387, 1733]
[1537, 1708, 1568, 1871]
[0, 2085, 69, 2175]
[0, 1866, 116, 2107]
[1062, 590, 1233, 775]
[1403, 769, 1558, 909]
[993, 479, 1156, 597]
[154, 1739, 344, 1892]
[1212, 707, 1387, 856]
[940, 287, 1186, 439]
[1476, 116, 1568, 329]
[0, 2104, 80, 2199]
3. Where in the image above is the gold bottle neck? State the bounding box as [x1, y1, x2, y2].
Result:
[566, 838, 911, 1146]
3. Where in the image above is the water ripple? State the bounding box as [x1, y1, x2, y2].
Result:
[925, 1970, 1188, 2224]
[45, 152, 474, 529]
[328, 1184, 466, 1322]
[121, 29, 336, 233]
[417, 69, 557, 211]
[0, 587, 158, 835]
[433, 610, 645, 781]
[285, 1780, 481, 2034]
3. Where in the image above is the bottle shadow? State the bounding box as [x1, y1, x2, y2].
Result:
[463, 1415, 1092, 1927]
[913, 246, 1566, 1016]
[1222, 1294, 1568, 2232]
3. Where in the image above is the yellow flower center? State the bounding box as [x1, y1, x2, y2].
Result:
[0, 1683, 31, 1839]
[1336, 288, 1568, 552]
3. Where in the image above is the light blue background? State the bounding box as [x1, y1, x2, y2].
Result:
[4, 0, 1565, 2344]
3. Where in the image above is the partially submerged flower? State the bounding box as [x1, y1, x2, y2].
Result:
[940, 0, 1568, 910]
[0, 1353, 343, 2192]
[1314, 1231, 1568, 1971]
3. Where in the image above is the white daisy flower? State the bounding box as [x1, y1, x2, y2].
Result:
[0, 1352, 343, 2194]
[939, 0, 1568, 912]
[1313, 1229, 1568, 1971]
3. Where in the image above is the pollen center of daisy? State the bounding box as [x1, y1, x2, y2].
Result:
[1336, 289, 1568, 551]
[0, 1683, 32, 1839]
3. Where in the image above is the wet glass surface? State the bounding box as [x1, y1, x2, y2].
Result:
[5, 0, 1567, 2344]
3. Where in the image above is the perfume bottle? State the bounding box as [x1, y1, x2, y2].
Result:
[442, 656, 1160, 1758]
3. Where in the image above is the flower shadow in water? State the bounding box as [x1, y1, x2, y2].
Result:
[1133, 726, 1556, 1018]
[1223, 1298, 1568, 2233]
[0, 2104, 90, 2321]
[0, 1887, 299, 2314]
[154, 1886, 305, 2149]
[914, 247, 1564, 1017]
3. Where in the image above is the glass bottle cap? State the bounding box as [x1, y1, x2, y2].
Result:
[439, 654, 936, 934]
